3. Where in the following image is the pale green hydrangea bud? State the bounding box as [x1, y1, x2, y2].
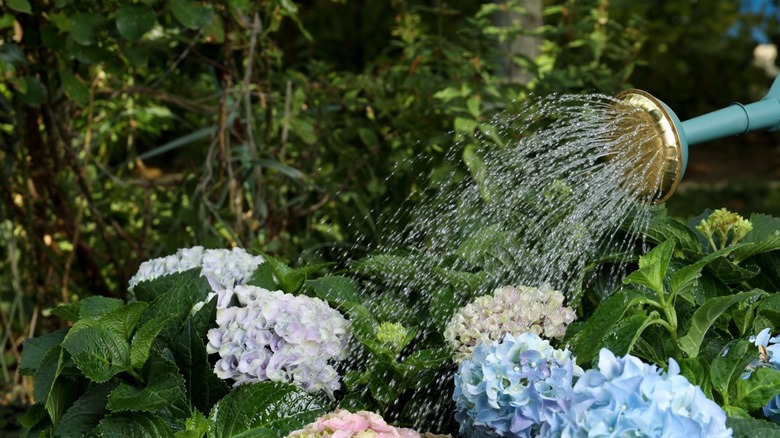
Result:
[444, 283, 576, 363]
[696, 208, 753, 251]
[375, 321, 409, 354]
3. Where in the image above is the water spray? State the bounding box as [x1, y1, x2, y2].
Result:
[615, 74, 780, 203]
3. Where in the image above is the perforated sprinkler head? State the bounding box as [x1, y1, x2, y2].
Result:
[612, 89, 688, 204]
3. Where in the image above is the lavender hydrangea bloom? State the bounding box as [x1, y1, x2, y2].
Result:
[128, 246, 264, 294]
[452, 332, 582, 437]
[206, 286, 350, 395]
[445, 284, 575, 363]
[545, 349, 732, 438]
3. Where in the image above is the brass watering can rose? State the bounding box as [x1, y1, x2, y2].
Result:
[612, 74, 780, 204]
[613, 89, 685, 204]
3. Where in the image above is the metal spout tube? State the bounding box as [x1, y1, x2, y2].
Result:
[682, 98, 780, 146]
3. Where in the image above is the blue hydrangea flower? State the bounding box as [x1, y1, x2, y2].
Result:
[452, 332, 582, 437]
[744, 328, 780, 379]
[545, 348, 732, 438]
[764, 394, 780, 423]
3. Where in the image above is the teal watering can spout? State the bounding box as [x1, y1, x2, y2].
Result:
[615, 74, 780, 204]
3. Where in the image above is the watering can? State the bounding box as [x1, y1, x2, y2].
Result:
[614, 74, 780, 203]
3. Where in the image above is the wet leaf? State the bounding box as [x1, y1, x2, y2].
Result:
[116, 4, 156, 40]
[96, 412, 175, 437]
[623, 239, 675, 295]
[735, 367, 780, 411]
[207, 382, 327, 438]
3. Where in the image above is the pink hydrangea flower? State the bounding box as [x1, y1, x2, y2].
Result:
[286, 409, 449, 438]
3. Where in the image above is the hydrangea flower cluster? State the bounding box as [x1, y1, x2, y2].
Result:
[696, 208, 752, 251]
[285, 409, 449, 438]
[445, 284, 575, 363]
[452, 332, 582, 437]
[545, 349, 732, 437]
[206, 285, 349, 395]
[128, 246, 265, 293]
[746, 328, 780, 423]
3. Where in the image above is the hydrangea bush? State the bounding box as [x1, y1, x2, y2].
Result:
[444, 284, 575, 363]
[19, 207, 780, 436]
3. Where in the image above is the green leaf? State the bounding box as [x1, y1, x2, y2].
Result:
[679, 290, 765, 358]
[306, 276, 363, 311]
[246, 263, 280, 290]
[670, 245, 741, 304]
[462, 143, 491, 202]
[19, 402, 47, 429]
[20, 76, 48, 106]
[0, 42, 25, 66]
[78, 296, 124, 320]
[711, 339, 756, 399]
[20, 328, 67, 375]
[169, 303, 229, 415]
[643, 214, 702, 256]
[623, 239, 675, 295]
[393, 347, 451, 379]
[116, 4, 156, 40]
[62, 320, 130, 383]
[755, 293, 780, 334]
[33, 346, 63, 404]
[130, 318, 168, 370]
[45, 377, 82, 428]
[746, 214, 780, 242]
[678, 357, 713, 399]
[99, 302, 149, 340]
[262, 256, 331, 294]
[207, 382, 328, 438]
[170, 0, 214, 30]
[96, 412, 175, 438]
[572, 289, 647, 365]
[736, 367, 780, 411]
[107, 351, 188, 418]
[132, 268, 206, 303]
[69, 13, 102, 46]
[56, 382, 117, 438]
[8, 0, 32, 14]
[137, 270, 212, 343]
[50, 302, 82, 323]
[709, 257, 760, 283]
[174, 410, 209, 438]
[728, 417, 780, 438]
[598, 312, 653, 358]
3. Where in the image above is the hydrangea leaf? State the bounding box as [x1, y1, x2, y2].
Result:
[61, 319, 130, 383]
[78, 296, 125, 320]
[207, 382, 328, 438]
[45, 376, 82, 429]
[754, 294, 780, 334]
[33, 346, 64, 404]
[623, 239, 675, 295]
[132, 268, 205, 304]
[678, 357, 714, 400]
[571, 288, 647, 365]
[170, 302, 229, 414]
[132, 318, 167, 368]
[20, 328, 67, 375]
[708, 257, 760, 283]
[19, 402, 47, 429]
[137, 270, 211, 343]
[107, 350, 189, 421]
[96, 412, 175, 438]
[174, 410, 209, 438]
[246, 263, 280, 290]
[710, 339, 756, 399]
[745, 214, 780, 242]
[670, 244, 741, 305]
[50, 302, 83, 322]
[306, 276, 363, 310]
[727, 417, 780, 438]
[98, 302, 149, 340]
[263, 255, 331, 293]
[55, 382, 117, 438]
[597, 312, 651, 360]
[735, 368, 780, 411]
[644, 213, 702, 256]
[679, 290, 766, 358]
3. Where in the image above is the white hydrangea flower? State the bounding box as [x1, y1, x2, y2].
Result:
[128, 246, 265, 295]
[206, 286, 350, 396]
[444, 283, 576, 363]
